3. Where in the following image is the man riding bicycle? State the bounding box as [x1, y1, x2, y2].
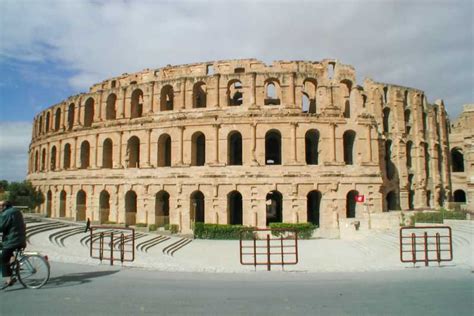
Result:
[0, 200, 26, 289]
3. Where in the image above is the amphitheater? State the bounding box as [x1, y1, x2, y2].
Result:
[27, 59, 453, 236]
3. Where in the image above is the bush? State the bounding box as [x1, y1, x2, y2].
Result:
[269, 223, 317, 239]
[169, 224, 179, 234]
[164, 224, 170, 230]
[148, 224, 157, 231]
[135, 223, 147, 227]
[194, 223, 254, 240]
[411, 209, 466, 224]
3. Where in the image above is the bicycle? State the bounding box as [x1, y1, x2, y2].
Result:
[1, 245, 50, 289]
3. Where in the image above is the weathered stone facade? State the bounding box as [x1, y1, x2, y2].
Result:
[27, 59, 451, 235]
[449, 104, 474, 210]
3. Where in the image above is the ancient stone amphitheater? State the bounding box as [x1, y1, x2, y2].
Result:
[27, 59, 451, 236]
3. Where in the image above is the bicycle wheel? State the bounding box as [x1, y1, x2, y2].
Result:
[17, 254, 50, 289]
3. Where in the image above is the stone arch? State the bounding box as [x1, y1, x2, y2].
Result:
[106, 93, 117, 120]
[343, 130, 356, 165]
[41, 148, 46, 171]
[160, 85, 174, 111]
[346, 190, 359, 218]
[383, 107, 390, 133]
[453, 190, 466, 203]
[307, 190, 321, 226]
[385, 140, 395, 180]
[341, 79, 352, 118]
[155, 190, 170, 226]
[451, 148, 464, 172]
[190, 190, 205, 224]
[131, 89, 144, 118]
[157, 134, 172, 167]
[266, 190, 282, 225]
[59, 190, 67, 217]
[191, 132, 206, 166]
[50, 146, 57, 171]
[38, 116, 43, 135]
[264, 79, 281, 105]
[424, 143, 430, 178]
[305, 129, 319, 165]
[125, 190, 137, 225]
[46, 190, 52, 217]
[302, 78, 317, 113]
[406, 141, 413, 169]
[68, 103, 75, 130]
[102, 138, 113, 168]
[228, 80, 243, 106]
[404, 109, 411, 134]
[34, 150, 39, 172]
[227, 190, 243, 225]
[54, 108, 61, 131]
[265, 129, 281, 165]
[99, 190, 110, 224]
[228, 131, 242, 166]
[84, 97, 94, 127]
[80, 141, 90, 169]
[193, 82, 207, 108]
[127, 136, 140, 168]
[63, 143, 71, 169]
[76, 190, 86, 221]
[45, 112, 50, 132]
[386, 191, 400, 211]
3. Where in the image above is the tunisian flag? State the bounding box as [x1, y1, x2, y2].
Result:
[355, 195, 365, 203]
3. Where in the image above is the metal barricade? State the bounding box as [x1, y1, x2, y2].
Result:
[239, 228, 298, 271]
[89, 226, 135, 265]
[399, 226, 453, 266]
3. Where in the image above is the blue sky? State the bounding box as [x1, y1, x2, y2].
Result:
[0, 0, 472, 181]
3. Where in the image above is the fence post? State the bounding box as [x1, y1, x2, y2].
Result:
[266, 234, 271, 271]
[411, 233, 416, 265]
[99, 232, 104, 262]
[110, 231, 114, 266]
[424, 231, 428, 267]
[435, 232, 441, 265]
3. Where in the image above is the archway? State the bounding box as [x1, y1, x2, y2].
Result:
[266, 191, 282, 225]
[191, 132, 206, 166]
[265, 130, 281, 165]
[80, 141, 90, 169]
[127, 136, 140, 168]
[190, 191, 205, 224]
[228, 191, 243, 225]
[305, 129, 319, 165]
[386, 191, 400, 211]
[451, 148, 464, 172]
[76, 190, 86, 221]
[63, 143, 71, 169]
[343, 130, 356, 165]
[102, 138, 113, 168]
[155, 191, 170, 226]
[50, 146, 57, 171]
[453, 190, 467, 203]
[59, 190, 66, 218]
[228, 131, 242, 165]
[99, 190, 110, 224]
[307, 190, 321, 226]
[46, 190, 52, 217]
[68, 103, 75, 130]
[346, 190, 358, 218]
[157, 134, 171, 167]
[55, 108, 61, 131]
[160, 85, 174, 111]
[131, 89, 143, 118]
[84, 98, 94, 127]
[193, 82, 207, 108]
[228, 80, 243, 106]
[125, 190, 137, 225]
[106, 93, 117, 120]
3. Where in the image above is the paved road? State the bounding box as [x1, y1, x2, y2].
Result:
[2, 262, 473, 315]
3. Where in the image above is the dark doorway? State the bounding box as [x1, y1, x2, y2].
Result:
[228, 191, 243, 225]
[228, 132, 242, 165]
[191, 191, 205, 224]
[265, 130, 281, 165]
[307, 190, 321, 226]
[346, 190, 358, 218]
[266, 191, 282, 225]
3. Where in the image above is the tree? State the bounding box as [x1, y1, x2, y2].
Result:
[5, 181, 44, 209]
[0, 180, 8, 193]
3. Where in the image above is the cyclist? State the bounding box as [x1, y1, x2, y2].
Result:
[0, 200, 26, 289]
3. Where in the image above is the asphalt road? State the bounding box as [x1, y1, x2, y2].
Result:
[1, 261, 473, 316]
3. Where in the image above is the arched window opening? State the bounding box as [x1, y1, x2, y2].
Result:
[404, 109, 411, 134]
[34, 150, 39, 172]
[436, 145, 443, 174]
[59, 190, 67, 217]
[102, 138, 113, 168]
[228, 80, 243, 106]
[63, 144, 71, 170]
[386, 191, 400, 211]
[406, 141, 413, 169]
[404, 90, 409, 107]
[191, 132, 206, 166]
[41, 148, 46, 171]
[68, 103, 75, 130]
[264, 81, 280, 105]
[80, 141, 90, 169]
[193, 82, 207, 108]
[127, 136, 140, 168]
[453, 190, 467, 203]
[265, 130, 281, 165]
[155, 191, 170, 227]
[307, 191, 321, 226]
[45, 112, 50, 132]
[426, 190, 432, 208]
[327, 62, 335, 80]
[346, 190, 359, 218]
[131, 89, 144, 118]
[157, 134, 172, 167]
[39, 116, 43, 135]
[341, 80, 352, 118]
[125, 190, 137, 226]
[409, 189, 415, 210]
[302, 93, 310, 113]
[46, 190, 52, 217]
[343, 130, 356, 165]
[76, 190, 86, 221]
[106, 94, 117, 120]
[385, 140, 395, 180]
[422, 112, 428, 133]
[160, 85, 174, 111]
[50, 146, 57, 171]
[228, 131, 242, 166]
[424, 143, 430, 178]
[451, 148, 464, 172]
[266, 191, 282, 226]
[228, 191, 243, 225]
[190, 191, 205, 224]
[305, 129, 319, 165]
[362, 95, 367, 108]
[302, 79, 317, 113]
[383, 86, 388, 104]
[84, 98, 94, 127]
[99, 190, 110, 224]
[54, 108, 61, 131]
[343, 101, 350, 118]
[383, 107, 390, 133]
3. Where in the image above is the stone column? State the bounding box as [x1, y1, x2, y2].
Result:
[97, 91, 103, 121]
[288, 72, 296, 107]
[145, 129, 152, 167]
[213, 124, 220, 164]
[72, 137, 77, 169]
[331, 123, 337, 162]
[46, 142, 50, 171]
[250, 122, 258, 165]
[58, 139, 62, 170]
[180, 78, 187, 110]
[74, 97, 81, 127]
[149, 82, 155, 113]
[178, 126, 185, 165]
[249, 72, 256, 107]
[94, 134, 99, 168]
[367, 125, 373, 163]
[118, 132, 123, 168]
[214, 74, 220, 108]
[121, 87, 127, 118]
[291, 122, 298, 163]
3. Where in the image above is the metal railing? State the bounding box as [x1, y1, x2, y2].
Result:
[399, 226, 453, 266]
[89, 226, 135, 265]
[239, 228, 298, 271]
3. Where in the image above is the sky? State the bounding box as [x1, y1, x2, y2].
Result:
[0, 0, 472, 181]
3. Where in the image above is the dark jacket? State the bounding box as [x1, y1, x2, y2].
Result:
[0, 206, 26, 249]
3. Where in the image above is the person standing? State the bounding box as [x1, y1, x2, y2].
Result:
[0, 200, 26, 289]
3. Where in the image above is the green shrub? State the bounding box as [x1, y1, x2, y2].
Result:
[103, 221, 116, 225]
[411, 209, 466, 224]
[269, 223, 317, 239]
[135, 223, 147, 227]
[148, 224, 157, 231]
[164, 224, 170, 230]
[194, 223, 255, 240]
[170, 224, 179, 234]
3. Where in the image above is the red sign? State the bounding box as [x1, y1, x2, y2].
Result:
[355, 195, 365, 203]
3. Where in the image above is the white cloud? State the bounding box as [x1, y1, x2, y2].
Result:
[0, 122, 31, 181]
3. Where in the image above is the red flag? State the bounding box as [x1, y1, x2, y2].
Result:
[355, 195, 365, 203]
